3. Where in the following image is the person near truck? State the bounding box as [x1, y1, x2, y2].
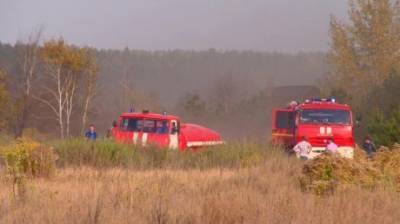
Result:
[293, 136, 312, 160]
[107, 121, 118, 138]
[362, 136, 377, 158]
[85, 124, 97, 140]
[326, 138, 338, 154]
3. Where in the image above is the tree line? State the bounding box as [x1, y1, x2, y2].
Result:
[0, 37, 326, 139]
[0, 34, 98, 139]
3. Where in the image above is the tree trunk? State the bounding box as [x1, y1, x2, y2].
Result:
[81, 98, 89, 135]
[59, 119, 64, 139]
[57, 67, 65, 139]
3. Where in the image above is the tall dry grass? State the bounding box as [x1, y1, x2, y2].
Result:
[0, 143, 400, 224]
[52, 139, 269, 169]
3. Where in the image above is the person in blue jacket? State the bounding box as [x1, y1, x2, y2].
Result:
[85, 124, 97, 140]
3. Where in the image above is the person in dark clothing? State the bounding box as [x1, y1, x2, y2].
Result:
[85, 124, 97, 140]
[362, 136, 376, 158]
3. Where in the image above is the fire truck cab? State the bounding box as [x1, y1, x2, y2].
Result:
[111, 110, 223, 150]
[272, 98, 355, 159]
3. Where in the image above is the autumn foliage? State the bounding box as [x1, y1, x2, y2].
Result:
[300, 144, 400, 195]
[328, 0, 400, 101]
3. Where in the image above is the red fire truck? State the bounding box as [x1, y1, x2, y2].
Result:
[111, 110, 223, 150]
[272, 98, 355, 159]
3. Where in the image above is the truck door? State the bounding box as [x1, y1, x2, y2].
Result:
[118, 117, 135, 144]
[145, 119, 170, 147]
[272, 109, 295, 147]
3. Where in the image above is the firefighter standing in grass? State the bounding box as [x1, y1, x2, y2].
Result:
[85, 124, 97, 140]
[362, 136, 377, 158]
[293, 136, 312, 160]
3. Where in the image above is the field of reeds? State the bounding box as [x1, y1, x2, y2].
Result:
[0, 138, 400, 224]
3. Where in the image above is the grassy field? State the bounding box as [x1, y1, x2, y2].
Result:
[0, 139, 400, 224]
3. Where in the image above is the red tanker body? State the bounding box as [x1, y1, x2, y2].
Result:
[272, 98, 355, 159]
[111, 110, 223, 150]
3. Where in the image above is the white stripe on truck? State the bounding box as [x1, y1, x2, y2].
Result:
[133, 132, 139, 145]
[142, 133, 148, 146]
[186, 141, 225, 147]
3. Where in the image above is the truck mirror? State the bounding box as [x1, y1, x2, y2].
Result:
[112, 120, 118, 128]
[355, 114, 362, 127]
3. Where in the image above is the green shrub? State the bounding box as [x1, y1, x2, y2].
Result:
[367, 108, 400, 147]
[53, 138, 136, 167]
[359, 74, 400, 146]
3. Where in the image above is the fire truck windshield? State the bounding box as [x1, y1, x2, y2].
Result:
[299, 109, 351, 125]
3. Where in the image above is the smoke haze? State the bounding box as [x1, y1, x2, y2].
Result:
[0, 1, 349, 139]
[1, 0, 347, 52]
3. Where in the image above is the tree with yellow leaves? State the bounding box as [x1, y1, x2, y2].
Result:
[328, 0, 400, 103]
[35, 39, 98, 138]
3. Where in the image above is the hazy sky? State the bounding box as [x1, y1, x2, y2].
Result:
[0, 0, 348, 52]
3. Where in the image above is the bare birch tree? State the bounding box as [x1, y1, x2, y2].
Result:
[36, 39, 93, 138]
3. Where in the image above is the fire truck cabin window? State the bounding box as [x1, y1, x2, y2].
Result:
[142, 120, 156, 132]
[276, 111, 294, 130]
[300, 109, 350, 125]
[120, 118, 169, 133]
[156, 120, 169, 134]
[120, 118, 132, 131]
